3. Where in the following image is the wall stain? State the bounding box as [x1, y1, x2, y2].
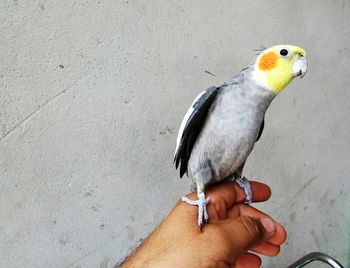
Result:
[126, 225, 135, 242]
[84, 189, 94, 197]
[329, 199, 336, 206]
[301, 175, 319, 192]
[276, 175, 320, 211]
[311, 230, 320, 248]
[159, 126, 174, 136]
[100, 257, 108, 268]
[289, 211, 297, 222]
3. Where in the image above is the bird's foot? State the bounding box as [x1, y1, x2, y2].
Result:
[181, 192, 210, 230]
[235, 176, 252, 204]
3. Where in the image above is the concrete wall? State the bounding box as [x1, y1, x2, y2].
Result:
[1, 1, 349, 267]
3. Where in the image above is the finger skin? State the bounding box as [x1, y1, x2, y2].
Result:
[234, 252, 262, 268]
[180, 181, 286, 249]
[207, 194, 228, 220]
[184, 181, 271, 210]
[182, 181, 272, 222]
[236, 204, 287, 245]
[251, 242, 281, 256]
[197, 215, 276, 265]
[206, 181, 271, 205]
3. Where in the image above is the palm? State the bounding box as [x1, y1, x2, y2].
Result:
[184, 181, 287, 268]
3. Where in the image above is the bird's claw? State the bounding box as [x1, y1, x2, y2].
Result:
[235, 176, 253, 204]
[181, 192, 210, 229]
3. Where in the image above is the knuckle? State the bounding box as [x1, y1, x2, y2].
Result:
[239, 216, 264, 242]
[209, 196, 226, 220]
[209, 225, 228, 241]
[206, 226, 234, 256]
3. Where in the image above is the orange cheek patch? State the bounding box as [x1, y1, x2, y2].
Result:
[259, 51, 278, 70]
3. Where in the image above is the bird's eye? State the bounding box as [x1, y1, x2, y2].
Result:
[280, 49, 288, 56]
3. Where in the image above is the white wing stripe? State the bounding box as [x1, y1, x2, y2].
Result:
[174, 91, 206, 156]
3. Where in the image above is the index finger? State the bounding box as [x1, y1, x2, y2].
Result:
[182, 181, 271, 221]
[206, 180, 271, 208]
[235, 204, 287, 245]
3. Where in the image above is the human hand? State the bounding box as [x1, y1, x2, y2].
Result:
[121, 181, 287, 268]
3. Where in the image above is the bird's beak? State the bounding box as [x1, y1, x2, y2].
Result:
[292, 55, 308, 79]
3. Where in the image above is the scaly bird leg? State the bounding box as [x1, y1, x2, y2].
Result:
[181, 192, 210, 229]
[235, 176, 252, 204]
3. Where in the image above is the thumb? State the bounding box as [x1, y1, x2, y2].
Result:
[218, 216, 277, 256]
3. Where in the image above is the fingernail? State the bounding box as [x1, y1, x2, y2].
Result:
[260, 218, 277, 234]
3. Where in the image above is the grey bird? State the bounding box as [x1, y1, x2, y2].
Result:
[174, 45, 308, 228]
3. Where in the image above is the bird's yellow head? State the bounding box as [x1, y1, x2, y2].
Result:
[252, 45, 308, 94]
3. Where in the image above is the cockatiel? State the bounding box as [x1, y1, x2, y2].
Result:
[174, 45, 308, 228]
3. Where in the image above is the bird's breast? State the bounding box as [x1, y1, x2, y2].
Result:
[188, 86, 270, 182]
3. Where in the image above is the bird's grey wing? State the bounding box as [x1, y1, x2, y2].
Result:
[255, 119, 264, 142]
[174, 86, 221, 178]
[232, 119, 264, 180]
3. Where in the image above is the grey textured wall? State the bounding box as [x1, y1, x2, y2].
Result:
[1, 1, 349, 267]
